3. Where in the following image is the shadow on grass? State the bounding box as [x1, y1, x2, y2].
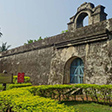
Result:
[60, 101, 112, 112]
[60, 100, 112, 107]
[60, 100, 93, 106]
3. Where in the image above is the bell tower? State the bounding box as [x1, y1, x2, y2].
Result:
[68, 2, 107, 32]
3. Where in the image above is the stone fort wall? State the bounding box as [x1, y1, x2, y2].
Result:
[0, 2, 112, 85]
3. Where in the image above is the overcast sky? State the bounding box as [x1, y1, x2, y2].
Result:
[0, 0, 112, 49]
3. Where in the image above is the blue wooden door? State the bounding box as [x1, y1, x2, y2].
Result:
[70, 58, 84, 84]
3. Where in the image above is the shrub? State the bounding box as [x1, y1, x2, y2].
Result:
[0, 88, 32, 111]
[1, 84, 112, 111]
[13, 75, 30, 84]
[0, 85, 4, 91]
[27, 84, 112, 104]
[7, 83, 32, 90]
[0, 87, 78, 112]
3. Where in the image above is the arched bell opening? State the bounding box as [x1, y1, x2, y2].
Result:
[83, 16, 89, 27]
[76, 12, 89, 28]
[68, 2, 107, 31]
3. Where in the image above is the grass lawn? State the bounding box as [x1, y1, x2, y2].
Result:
[61, 101, 112, 112]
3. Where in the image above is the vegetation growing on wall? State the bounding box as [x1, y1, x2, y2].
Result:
[61, 30, 68, 33]
[24, 36, 43, 45]
[24, 30, 68, 45]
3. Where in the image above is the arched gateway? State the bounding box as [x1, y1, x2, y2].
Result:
[70, 58, 84, 84]
[63, 57, 84, 84]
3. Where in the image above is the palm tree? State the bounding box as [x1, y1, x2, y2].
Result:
[0, 32, 2, 37]
[0, 42, 11, 52]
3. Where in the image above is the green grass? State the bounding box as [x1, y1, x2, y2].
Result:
[61, 101, 112, 112]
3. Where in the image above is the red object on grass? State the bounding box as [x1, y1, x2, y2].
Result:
[17, 73, 24, 83]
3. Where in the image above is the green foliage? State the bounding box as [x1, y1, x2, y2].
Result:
[61, 30, 68, 33]
[38, 36, 43, 41]
[62, 101, 112, 112]
[13, 76, 30, 84]
[44, 36, 48, 39]
[7, 83, 32, 90]
[26, 84, 112, 104]
[0, 76, 31, 91]
[0, 88, 32, 111]
[27, 84, 73, 97]
[27, 39, 34, 44]
[0, 87, 78, 112]
[24, 39, 36, 45]
[0, 85, 4, 91]
[1, 84, 112, 111]
[0, 42, 11, 52]
[24, 36, 43, 45]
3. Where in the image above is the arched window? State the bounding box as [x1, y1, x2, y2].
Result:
[70, 58, 84, 84]
[76, 12, 88, 28]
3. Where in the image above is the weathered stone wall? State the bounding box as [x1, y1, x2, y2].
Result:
[48, 40, 112, 85]
[0, 47, 54, 85]
[48, 44, 86, 85]
[0, 10, 112, 85]
[48, 18, 112, 85]
[85, 41, 112, 84]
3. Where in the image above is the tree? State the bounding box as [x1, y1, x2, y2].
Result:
[0, 42, 11, 52]
[0, 32, 2, 37]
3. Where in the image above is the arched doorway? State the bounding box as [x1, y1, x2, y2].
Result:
[70, 58, 84, 84]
